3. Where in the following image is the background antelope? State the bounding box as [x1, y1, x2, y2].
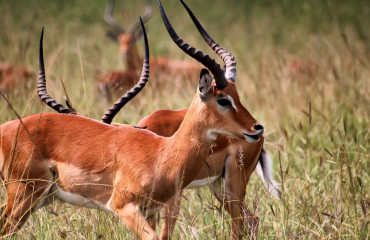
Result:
[98, 0, 203, 102]
[0, 62, 33, 94]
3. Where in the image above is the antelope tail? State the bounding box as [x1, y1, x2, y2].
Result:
[255, 148, 281, 199]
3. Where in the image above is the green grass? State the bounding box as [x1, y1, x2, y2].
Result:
[0, 0, 369, 239]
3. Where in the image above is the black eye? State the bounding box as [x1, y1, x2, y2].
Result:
[217, 98, 232, 107]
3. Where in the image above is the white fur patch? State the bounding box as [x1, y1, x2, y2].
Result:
[243, 134, 260, 143]
[226, 95, 238, 111]
[207, 129, 239, 141]
[185, 176, 220, 189]
[51, 183, 113, 213]
[206, 129, 218, 141]
[255, 150, 281, 199]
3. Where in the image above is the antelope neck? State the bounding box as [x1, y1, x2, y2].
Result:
[164, 96, 216, 188]
[124, 46, 142, 71]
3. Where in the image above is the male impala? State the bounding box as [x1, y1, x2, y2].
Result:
[136, 1, 280, 239]
[98, 0, 202, 101]
[0, 62, 33, 93]
[38, 1, 279, 239]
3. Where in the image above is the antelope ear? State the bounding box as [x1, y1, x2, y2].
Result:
[198, 69, 212, 101]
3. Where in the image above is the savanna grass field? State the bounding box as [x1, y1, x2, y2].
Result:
[0, 0, 369, 239]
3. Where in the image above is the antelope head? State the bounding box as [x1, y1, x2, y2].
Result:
[197, 69, 264, 142]
[159, 0, 264, 143]
[104, 0, 153, 58]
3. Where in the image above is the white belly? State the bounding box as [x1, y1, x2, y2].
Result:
[185, 176, 220, 189]
[51, 184, 113, 213]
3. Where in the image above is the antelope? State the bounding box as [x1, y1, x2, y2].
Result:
[0, 62, 33, 93]
[283, 58, 318, 79]
[38, 1, 280, 239]
[98, 0, 202, 101]
[137, 2, 280, 238]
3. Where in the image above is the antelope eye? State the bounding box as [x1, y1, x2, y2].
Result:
[217, 98, 232, 107]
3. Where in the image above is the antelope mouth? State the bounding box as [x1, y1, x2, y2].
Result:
[243, 129, 264, 143]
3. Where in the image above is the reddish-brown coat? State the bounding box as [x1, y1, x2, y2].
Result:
[0, 63, 33, 92]
[0, 80, 262, 239]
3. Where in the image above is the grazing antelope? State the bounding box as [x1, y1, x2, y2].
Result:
[0, 2, 265, 238]
[39, 1, 280, 239]
[98, 0, 202, 101]
[283, 58, 318, 79]
[0, 62, 33, 93]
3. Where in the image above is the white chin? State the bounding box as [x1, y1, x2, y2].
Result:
[244, 135, 260, 143]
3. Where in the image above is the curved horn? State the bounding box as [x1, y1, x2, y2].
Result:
[158, 0, 228, 89]
[180, 0, 236, 82]
[102, 17, 150, 124]
[104, 0, 125, 34]
[128, 0, 153, 34]
[38, 28, 72, 114]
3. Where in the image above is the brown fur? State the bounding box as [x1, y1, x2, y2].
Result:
[0, 80, 262, 239]
[283, 59, 318, 79]
[0, 63, 33, 93]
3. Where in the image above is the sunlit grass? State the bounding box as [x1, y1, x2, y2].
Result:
[0, 0, 369, 239]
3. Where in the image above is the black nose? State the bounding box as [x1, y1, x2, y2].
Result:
[254, 124, 264, 131]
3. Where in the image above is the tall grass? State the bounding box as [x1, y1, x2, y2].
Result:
[0, 0, 369, 239]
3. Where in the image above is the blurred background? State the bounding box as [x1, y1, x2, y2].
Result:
[0, 0, 369, 239]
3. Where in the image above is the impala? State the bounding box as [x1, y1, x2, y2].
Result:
[137, 1, 280, 238]
[0, 62, 33, 93]
[98, 0, 202, 101]
[38, 1, 280, 239]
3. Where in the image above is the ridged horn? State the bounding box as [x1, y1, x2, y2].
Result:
[102, 17, 150, 124]
[38, 27, 72, 114]
[158, 0, 228, 89]
[104, 0, 125, 34]
[180, 0, 236, 82]
[128, 0, 153, 34]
